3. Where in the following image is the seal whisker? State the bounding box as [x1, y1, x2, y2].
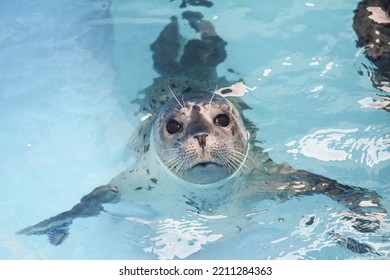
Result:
[160, 152, 186, 169]
[168, 84, 184, 109]
[228, 150, 246, 161]
[229, 154, 249, 171]
[174, 141, 186, 147]
[165, 154, 184, 167]
[229, 149, 252, 163]
[220, 154, 246, 175]
[161, 152, 183, 170]
[220, 139, 245, 148]
[209, 82, 219, 106]
[222, 144, 250, 172]
[164, 156, 181, 168]
[160, 148, 180, 156]
[225, 154, 243, 169]
[215, 152, 238, 172]
[215, 155, 231, 171]
[167, 159, 184, 174]
[166, 152, 190, 173]
[232, 143, 252, 160]
[175, 155, 190, 174]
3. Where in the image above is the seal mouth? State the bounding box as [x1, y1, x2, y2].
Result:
[191, 161, 221, 169]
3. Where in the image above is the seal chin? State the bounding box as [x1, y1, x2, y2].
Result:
[181, 162, 231, 185]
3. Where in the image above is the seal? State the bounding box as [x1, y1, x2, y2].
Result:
[353, 0, 390, 110]
[18, 11, 386, 247]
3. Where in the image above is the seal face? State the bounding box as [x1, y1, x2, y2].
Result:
[153, 92, 249, 184]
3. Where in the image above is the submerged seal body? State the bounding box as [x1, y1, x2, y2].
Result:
[353, 0, 390, 80]
[353, 0, 390, 110]
[19, 11, 386, 248]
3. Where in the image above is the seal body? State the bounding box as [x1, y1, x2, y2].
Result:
[18, 11, 386, 248]
[353, 0, 390, 109]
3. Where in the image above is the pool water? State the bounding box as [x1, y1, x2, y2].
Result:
[0, 0, 389, 259]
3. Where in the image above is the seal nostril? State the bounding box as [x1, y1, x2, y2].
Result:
[194, 134, 208, 149]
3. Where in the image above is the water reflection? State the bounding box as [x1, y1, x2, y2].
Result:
[144, 217, 223, 259]
[286, 127, 390, 167]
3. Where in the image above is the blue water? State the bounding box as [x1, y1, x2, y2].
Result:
[0, 0, 389, 259]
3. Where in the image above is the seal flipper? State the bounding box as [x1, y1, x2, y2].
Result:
[17, 185, 120, 245]
[179, 0, 214, 9]
[180, 11, 227, 68]
[331, 231, 381, 255]
[150, 11, 227, 76]
[353, 0, 390, 95]
[283, 170, 387, 232]
[150, 16, 182, 75]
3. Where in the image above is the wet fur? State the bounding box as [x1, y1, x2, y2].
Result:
[353, 0, 390, 110]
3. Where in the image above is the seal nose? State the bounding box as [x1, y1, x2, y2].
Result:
[194, 134, 208, 149]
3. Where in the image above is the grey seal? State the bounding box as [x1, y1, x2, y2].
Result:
[18, 12, 386, 248]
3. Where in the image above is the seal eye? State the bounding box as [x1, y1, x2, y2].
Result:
[166, 119, 182, 134]
[214, 114, 230, 127]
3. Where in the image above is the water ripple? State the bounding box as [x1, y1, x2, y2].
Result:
[286, 127, 390, 167]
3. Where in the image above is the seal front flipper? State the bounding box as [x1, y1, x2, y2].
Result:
[331, 231, 381, 255]
[283, 170, 387, 232]
[353, 0, 390, 96]
[17, 184, 120, 245]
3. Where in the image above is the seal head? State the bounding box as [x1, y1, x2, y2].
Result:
[153, 92, 249, 184]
